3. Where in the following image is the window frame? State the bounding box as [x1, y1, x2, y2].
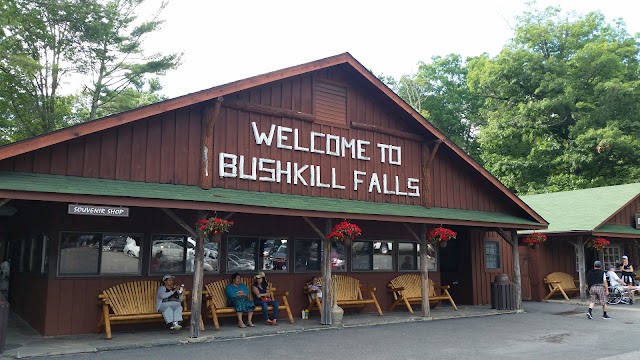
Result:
[602, 244, 623, 270]
[57, 231, 144, 277]
[293, 238, 322, 274]
[350, 240, 395, 272]
[226, 235, 290, 274]
[149, 233, 189, 275]
[395, 240, 439, 272]
[484, 240, 501, 270]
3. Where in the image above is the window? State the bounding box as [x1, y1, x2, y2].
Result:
[485, 241, 500, 269]
[101, 235, 142, 274]
[397, 242, 437, 271]
[602, 245, 622, 270]
[226, 237, 289, 273]
[294, 239, 346, 272]
[59, 232, 142, 276]
[352, 241, 393, 271]
[59, 233, 101, 275]
[330, 241, 346, 272]
[260, 238, 288, 271]
[27, 233, 48, 274]
[150, 235, 218, 274]
[294, 239, 321, 272]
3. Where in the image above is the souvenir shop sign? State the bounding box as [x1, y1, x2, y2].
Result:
[68, 204, 129, 217]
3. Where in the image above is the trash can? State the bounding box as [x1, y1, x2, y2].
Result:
[491, 274, 516, 310]
[0, 295, 8, 354]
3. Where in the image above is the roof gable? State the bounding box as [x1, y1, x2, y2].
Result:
[520, 183, 640, 233]
[0, 53, 546, 225]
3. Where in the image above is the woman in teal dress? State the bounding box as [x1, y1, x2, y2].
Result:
[225, 272, 255, 327]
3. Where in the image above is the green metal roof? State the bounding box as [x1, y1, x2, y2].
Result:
[519, 183, 640, 235]
[596, 224, 640, 236]
[0, 171, 542, 227]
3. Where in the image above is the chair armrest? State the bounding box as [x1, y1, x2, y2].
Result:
[433, 285, 450, 290]
[545, 280, 561, 284]
[361, 286, 377, 292]
[388, 286, 405, 293]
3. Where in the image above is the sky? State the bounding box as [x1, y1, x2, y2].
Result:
[140, 0, 640, 98]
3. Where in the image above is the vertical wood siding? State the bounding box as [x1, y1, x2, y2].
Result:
[607, 197, 640, 225]
[0, 65, 524, 214]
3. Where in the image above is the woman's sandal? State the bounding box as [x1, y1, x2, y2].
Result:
[266, 319, 273, 325]
[247, 322, 255, 327]
[238, 322, 246, 328]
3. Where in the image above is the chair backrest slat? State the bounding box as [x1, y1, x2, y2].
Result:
[102, 281, 161, 315]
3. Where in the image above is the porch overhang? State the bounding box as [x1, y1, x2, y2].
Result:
[0, 171, 545, 229]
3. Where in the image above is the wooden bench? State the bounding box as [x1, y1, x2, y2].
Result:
[544, 272, 580, 300]
[204, 278, 294, 330]
[97, 281, 204, 340]
[304, 275, 383, 316]
[387, 274, 458, 313]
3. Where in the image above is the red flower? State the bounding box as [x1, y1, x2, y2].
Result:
[195, 217, 234, 237]
[427, 227, 456, 243]
[523, 232, 547, 246]
[590, 237, 610, 251]
[327, 221, 362, 242]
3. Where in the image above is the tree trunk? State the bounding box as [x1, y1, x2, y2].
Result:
[576, 237, 587, 302]
[189, 211, 206, 337]
[419, 223, 430, 318]
[511, 230, 522, 310]
[321, 219, 333, 325]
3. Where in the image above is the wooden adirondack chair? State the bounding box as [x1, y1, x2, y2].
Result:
[304, 275, 383, 316]
[204, 278, 294, 330]
[97, 281, 204, 340]
[544, 272, 580, 300]
[387, 274, 458, 313]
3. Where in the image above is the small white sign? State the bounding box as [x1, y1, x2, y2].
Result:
[68, 204, 129, 217]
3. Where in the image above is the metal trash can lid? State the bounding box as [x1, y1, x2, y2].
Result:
[494, 274, 510, 284]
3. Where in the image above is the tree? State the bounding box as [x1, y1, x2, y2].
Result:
[77, 0, 180, 121]
[467, 7, 640, 193]
[0, 0, 179, 143]
[381, 55, 484, 160]
[0, 0, 87, 141]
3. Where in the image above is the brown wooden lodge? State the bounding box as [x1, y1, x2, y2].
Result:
[0, 53, 547, 336]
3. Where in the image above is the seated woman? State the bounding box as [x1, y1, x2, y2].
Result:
[252, 272, 279, 325]
[225, 273, 255, 328]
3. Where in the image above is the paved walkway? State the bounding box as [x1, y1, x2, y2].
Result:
[3, 304, 517, 358]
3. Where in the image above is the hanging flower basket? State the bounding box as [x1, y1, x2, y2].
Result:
[328, 221, 361, 245]
[196, 217, 234, 239]
[427, 227, 457, 248]
[522, 232, 547, 249]
[588, 237, 610, 252]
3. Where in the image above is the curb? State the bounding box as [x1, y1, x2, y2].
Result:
[11, 310, 521, 358]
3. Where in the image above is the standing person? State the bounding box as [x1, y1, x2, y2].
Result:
[156, 274, 184, 330]
[252, 272, 279, 325]
[586, 261, 610, 319]
[225, 273, 255, 328]
[620, 256, 636, 303]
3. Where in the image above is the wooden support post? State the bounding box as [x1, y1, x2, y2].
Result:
[190, 211, 206, 337]
[574, 237, 587, 302]
[419, 223, 431, 318]
[161, 209, 197, 237]
[402, 223, 421, 242]
[421, 140, 441, 208]
[321, 219, 333, 325]
[510, 230, 523, 310]
[199, 97, 223, 190]
[302, 217, 326, 239]
[160, 208, 204, 337]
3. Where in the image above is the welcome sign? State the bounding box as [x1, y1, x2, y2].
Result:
[218, 122, 421, 197]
